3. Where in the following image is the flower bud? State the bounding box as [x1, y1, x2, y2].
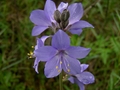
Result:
[60, 20, 69, 29]
[61, 9, 70, 22]
[54, 10, 61, 23]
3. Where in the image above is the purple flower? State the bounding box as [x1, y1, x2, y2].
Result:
[30, 0, 93, 36]
[68, 64, 95, 90]
[33, 38, 43, 73]
[34, 30, 90, 78]
[30, 0, 67, 36]
[33, 36, 50, 73]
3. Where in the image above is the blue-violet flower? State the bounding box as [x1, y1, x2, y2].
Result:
[33, 36, 50, 73]
[68, 64, 95, 90]
[30, 0, 94, 36]
[34, 30, 90, 78]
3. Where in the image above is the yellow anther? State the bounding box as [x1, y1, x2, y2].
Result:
[60, 61, 62, 64]
[27, 53, 30, 55]
[63, 76, 65, 79]
[65, 74, 68, 77]
[31, 46, 34, 48]
[29, 56, 32, 58]
[58, 70, 61, 72]
[27, 51, 34, 59]
[56, 66, 58, 69]
[30, 51, 33, 55]
[67, 69, 70, 72]
[68, 64, 69, 66]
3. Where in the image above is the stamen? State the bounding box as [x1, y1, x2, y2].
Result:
[67, 64, 69, 66]
[62, 74, 69, 81]
[27, 51, 34, 59]
[30, 51, 33, 55]
[60, 61, 62, 64]
[27, 53, 30, 55]
[29, 56, 32, 58]
[67, 69, 70, 72]
[56, 66, 58, 69]
[31, 46, 34, 48]
[58, 70, 61, 72]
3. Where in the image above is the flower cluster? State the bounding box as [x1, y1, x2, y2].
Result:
[30, 0, 95, 90]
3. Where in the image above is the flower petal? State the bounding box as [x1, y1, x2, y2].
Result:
[80, 64, 89, 72]
[69, 20, 94, 35]
[44, 0, 56, 22]
[68, 77, 85, 90]
[34, 38, 44, 50]
[30, 10, 51, 26]
[52, 30, 70, 50]
[33, 58, 40, 73]
[41, 35, 51, 43]
[68, 3, 83, 25]
[69, 28, 83, 35]
[32, 26, 48, 36]
[44, 56, 62, 78]
[71, 20, 94, 29]
[66, 46, 90, 59]
[62, 55, 81, 75]
[58, 2, 68, 12]
[68, 77, 75, 83]
[34, 46, 57, 61]
[75, 79, 85, 90]
[76, 72, 95, 85]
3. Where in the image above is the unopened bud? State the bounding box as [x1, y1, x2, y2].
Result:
[54, 10, 61, 23]
[60, 20, 69, 29]
[61, 9, 70, 22]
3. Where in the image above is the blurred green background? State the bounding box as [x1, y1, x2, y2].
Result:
[0, 0, 120, 90]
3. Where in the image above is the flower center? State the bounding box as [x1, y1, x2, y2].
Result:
[57, 50, 67, 56]
[55, 50, 70, 73]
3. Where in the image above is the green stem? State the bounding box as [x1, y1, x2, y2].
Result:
[59, 72, 63, 90]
